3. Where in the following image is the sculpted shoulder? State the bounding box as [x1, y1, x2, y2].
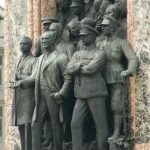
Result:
[56, 51, 68, 62]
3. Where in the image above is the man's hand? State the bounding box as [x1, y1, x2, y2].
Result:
[74, 62, 82, 73]
[9, 81, 22, 89]
[121, 70, 132, 78]
[50, 92, 64, 104]
[81, 66, 89, 73]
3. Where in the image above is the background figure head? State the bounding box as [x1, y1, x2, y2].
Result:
[20, 36, 32, 53]
[67, 18, 80, 38]
[114, 0, 127, 18]
[70, 0, 85, 17]
[105, 4, 119, 19]
[41, 31, 56, 52]
[79, 24, 99, 46]
[56, 0, 71, 10]
[93, 0, 103, 13]
[101, 16, 120, 36]
[49, 22, 63, 41]
[81, 17, 96, 28]
[42, 17, 59, 31]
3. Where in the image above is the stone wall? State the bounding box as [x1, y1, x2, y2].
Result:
[128, 0, 150, 149]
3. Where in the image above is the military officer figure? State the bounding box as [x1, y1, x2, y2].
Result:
[101, 16, 138, 141]
[67, 24, 109, 150]
[11, 36, 37, 150]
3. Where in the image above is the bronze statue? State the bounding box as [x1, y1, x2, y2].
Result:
[33, 17, 59, 150]
[11, 32, 72, 150]
[11, 36, 37, 150]
[101, 16, 138, 142]
[67, 24, 109, 150]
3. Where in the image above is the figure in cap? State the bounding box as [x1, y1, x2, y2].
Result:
[101, 16, 138, 142]
[67, 23, 109, 150]
[32, 17, 58, 57]
[42, 17, 59, 32]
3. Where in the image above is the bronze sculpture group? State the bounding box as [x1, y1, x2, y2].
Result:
[10, 0, 138, 150]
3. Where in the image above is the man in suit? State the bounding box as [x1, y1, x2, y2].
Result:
[12, 31, 72, 150]
[67, 24, 109, 150]
[101, 16, 138, 141]
[11, 36, 37, 150]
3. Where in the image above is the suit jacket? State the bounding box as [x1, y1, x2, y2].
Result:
[100, 37, 138, 84]
[12, 54, 37, 126]
[20, 51, 71, 121]
[67, 48, 108, 99]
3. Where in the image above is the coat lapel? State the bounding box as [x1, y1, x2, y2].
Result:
[43, 52, 57, 72]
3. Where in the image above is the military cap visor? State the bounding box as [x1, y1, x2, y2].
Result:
[101, 18, 110, 25]
[101, 16, 120, 27]
[71, 1, 84, 7]
[42, 17, 59, 24]
[79, 25, 99, 36]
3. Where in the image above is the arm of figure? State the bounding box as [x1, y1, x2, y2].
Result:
[17, 57, 37, 80]
[81, 51, 106, 75]
[67, 44, 76, 60]
[52, 54, 73, 103]
[67, 52, 81, 75]
[121, 40, 139, 77]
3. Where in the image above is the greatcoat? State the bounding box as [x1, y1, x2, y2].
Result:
[12, 55, 37, 126]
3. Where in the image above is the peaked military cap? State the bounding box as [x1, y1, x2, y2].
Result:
[79, 25, 99, 36]
[81, 17, 96, 28]
[70, 0, 85, 7]
[101, 15, 120, 27]
[41, 17, 59, 24]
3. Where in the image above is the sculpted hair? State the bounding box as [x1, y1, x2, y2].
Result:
[21, 36, 32, 48]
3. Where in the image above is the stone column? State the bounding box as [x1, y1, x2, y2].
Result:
[128, 0, 150, 149]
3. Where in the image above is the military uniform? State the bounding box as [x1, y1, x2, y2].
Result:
[68, 47, 109, 150]
[101, 16, 138, 141]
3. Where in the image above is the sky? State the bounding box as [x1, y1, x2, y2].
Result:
[0, 0, 4, 8]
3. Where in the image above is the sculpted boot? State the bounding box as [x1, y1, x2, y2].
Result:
[108, 114, 122, 142]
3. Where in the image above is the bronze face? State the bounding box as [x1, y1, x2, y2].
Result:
[41, 32, 55, 51]
[20, 38, 31, 53]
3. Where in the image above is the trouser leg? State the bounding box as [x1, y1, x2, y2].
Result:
[32, 94, 47, 150]
[109, 83, 123, 141]
[88, 97, 109, 150]
[18, 125, 25, 150]
[71, 99, 89, 150]
[44, 90, 63, 150]
[24, 123, 32, 150]
[42, 116, 53, 149]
